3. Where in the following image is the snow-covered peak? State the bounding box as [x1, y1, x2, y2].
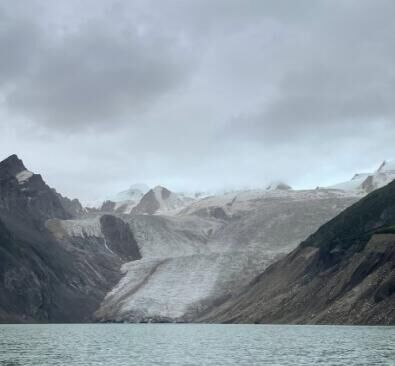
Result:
[114, 183, 149, 202]
[328, 160, 395, 194]
[153, 185, 170, 196]
[0, 155, 35, 185]
[152, 186, 184, 213]
[90, 183, 151, 214]
[130, 183, 150, 192]
[351, 173, 370, 181]
[377, 160, 395, 173]
[132, 185, 192, 215]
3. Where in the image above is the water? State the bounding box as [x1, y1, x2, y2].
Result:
[0, 324, 394, 365]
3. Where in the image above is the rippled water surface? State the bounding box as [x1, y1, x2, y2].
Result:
[0, 324, 394, 365]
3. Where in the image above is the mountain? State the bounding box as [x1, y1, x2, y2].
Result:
[199, 180, 395, 325]
[115, 183, 150, 202]
[96, 188, 359, 323]
[90, 159, 395, 217]
[96, 184, 194, 215]
[95, 184, 150, 215]
[1, 154, 392, 324]
[0, 155, 141, 323]
[328, 160, 395, 194]
[131, 186, 192, 215]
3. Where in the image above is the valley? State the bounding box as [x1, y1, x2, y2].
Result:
[0, 154, 394, 324]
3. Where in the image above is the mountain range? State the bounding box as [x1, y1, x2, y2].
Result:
[94, 159, 395, 216]
[0, 154, 393, 324]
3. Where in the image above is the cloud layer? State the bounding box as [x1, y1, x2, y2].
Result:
[0, 0, 394, 201]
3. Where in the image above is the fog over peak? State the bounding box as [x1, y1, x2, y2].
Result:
[1, 0, 394, 201]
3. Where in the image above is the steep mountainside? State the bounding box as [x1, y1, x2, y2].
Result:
[0, 155, 141, 323]
[199, 181, 395, 325]
[96, 188, 358, 323]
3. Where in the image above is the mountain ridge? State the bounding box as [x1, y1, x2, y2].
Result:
[198, 180, 395, 325]
[0, 155, 141, 323]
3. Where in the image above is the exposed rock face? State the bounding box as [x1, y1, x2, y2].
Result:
[100, 215, 141, 261]
[56, 193, 85, 218]
[0, 155, 71, 227]
[199, 181, 395, 325]
[96, 189, 359, 323]
[132, 189, 161, 215]
[0, 154, 27, 177]
[0, 155, 141, 323]
[132, 186, 187, 215]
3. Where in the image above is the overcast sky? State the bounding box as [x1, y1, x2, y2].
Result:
[1, 0, 395, 202]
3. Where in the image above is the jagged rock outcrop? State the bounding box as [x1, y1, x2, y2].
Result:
[199, 181, 395, 325]
[0, 154, 72, 227]
[0, 155, 141, 323]
[56, 193, 85, 218]
[99, 215, 141, 261]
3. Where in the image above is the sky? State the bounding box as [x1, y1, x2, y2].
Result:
[1, 0, 395, 202]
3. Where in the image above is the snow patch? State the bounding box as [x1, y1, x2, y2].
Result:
[15, 170, 33, 184]
[59, 218, 103, 238]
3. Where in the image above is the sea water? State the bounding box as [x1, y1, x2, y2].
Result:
[0, 324, 394, 365]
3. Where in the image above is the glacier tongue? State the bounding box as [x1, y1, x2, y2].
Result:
[96, 189, 359, 323]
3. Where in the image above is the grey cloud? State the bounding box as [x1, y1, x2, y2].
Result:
[226, 0, 395, 143]
[1, 0, 395, 201]
[2, 11, 194, 130]
[0, 14, 41, 85]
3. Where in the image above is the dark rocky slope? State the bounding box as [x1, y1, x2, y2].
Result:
[200, 180, 395, 325]
[0, 155, 141, 323]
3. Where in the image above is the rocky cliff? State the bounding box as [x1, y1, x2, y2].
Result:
[0, 155, 141, 323]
